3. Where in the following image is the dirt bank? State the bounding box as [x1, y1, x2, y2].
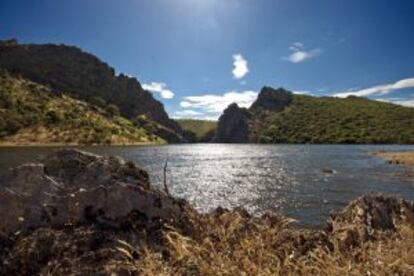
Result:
[374, 151, 414, 166]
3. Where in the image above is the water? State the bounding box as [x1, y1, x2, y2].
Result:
[1, 144, 413, 227]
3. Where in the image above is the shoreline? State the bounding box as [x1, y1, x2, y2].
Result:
[374, 151, 414, 166]
[0, 141, 165, 147]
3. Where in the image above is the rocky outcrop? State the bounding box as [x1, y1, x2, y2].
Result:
[0, 39, 185, 142]
[327, 194, 414, 250]
[214, 87, 293, 143]
[0, 149, 192, 237]
[250, 87, 293, 112]
[213, 103, 251, 143]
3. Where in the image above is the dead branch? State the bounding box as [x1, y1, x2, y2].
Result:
[163, 158, 170, 196]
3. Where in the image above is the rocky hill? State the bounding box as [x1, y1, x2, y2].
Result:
[0, 39, 185, 142]
[0, 71, 164, 145]
[214, 86, 414, 144]
[0, 149, 413, 274]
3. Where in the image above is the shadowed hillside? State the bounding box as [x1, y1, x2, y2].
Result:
[0, 71, 164, 145]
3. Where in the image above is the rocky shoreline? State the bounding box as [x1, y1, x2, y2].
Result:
[1, 149, 413, 275]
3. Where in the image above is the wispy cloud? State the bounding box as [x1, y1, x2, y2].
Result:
[333, 78, 414, 98]
[293, 90, 310, 95]
[232, 54, 249, 79]
[376, 97, 414, 107]
[178, 90, 258, 119]
[285, 42, 323, 63]
[142, 82, 174, 99]
[174, 109, 204, 118]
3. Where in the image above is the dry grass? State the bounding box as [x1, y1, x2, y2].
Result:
[121, 210, 414, 275]
[2, 198, 413, 275]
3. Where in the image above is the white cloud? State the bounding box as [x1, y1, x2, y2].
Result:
[285, 43, 323, 63]
[375, 98, 414, 107]
[181, 90, 258, 114]
[293, 90, 310, 95]
[333, 78, 414, 98]
[142, 82, 174, 99]
[232, 54, 249, 79]
[176, 90, 258, 120]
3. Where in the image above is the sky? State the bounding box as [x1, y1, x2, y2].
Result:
[1, 0, 414, 120]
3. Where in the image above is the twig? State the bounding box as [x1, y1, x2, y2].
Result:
[163, 158, 170, 196]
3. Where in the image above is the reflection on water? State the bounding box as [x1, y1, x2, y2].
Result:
[1, 144, 413, 227]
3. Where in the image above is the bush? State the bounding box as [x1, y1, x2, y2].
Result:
[4, 117, 22, 135]
[106, 104, 120, 116]
[89, 96, 106, 108]
[45, 110, 64, 124]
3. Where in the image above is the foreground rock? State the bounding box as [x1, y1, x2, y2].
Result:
[0, 150, 413, 275]
[0, 149, 192, 237]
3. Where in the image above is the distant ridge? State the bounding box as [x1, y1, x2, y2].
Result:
[214, 86, 414, 144]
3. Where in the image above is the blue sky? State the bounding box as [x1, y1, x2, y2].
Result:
[1, 0, 414, 119]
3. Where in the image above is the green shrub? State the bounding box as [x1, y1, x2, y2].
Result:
[89, 96, 106, 108]
[106, 104, 120, 116]
[45, 110, 64, 124]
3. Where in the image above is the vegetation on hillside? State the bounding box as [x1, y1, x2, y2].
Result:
[0, 71, 164, 145]
[255, 94, 414, 144]
[0, 39, 185, 142]
[176, 119, 217, 142]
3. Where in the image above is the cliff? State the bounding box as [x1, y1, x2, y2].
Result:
[0, 149, 413, 274]
[0, 39, 185, 142]
[213, 103, 251, 143]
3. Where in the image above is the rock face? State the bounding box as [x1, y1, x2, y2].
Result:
[250, 87, 293, 112]
[213, 103, 251, 143]
[0, 149, 191, 237]
[214, 87, 293, 143]
[0, 39, 185, 142]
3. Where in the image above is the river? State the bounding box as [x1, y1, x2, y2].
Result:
[1, 144, 413, 227]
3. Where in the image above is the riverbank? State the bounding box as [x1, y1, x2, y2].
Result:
[375, 151, 414, 166]
[0, 140, 164, 147]
[0, 149, 413, 275]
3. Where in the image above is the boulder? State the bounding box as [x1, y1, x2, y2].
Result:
[0, 149, 191, 236]
[327, 194, 414, 250]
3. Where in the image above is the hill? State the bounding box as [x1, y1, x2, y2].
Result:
[0, 39, 185, 142]
[214, 87, 414, 144]
[176, 119, 217, 142]
[0, 71, 164, 145]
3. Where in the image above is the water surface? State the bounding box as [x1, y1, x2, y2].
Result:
[1, 144, 413, 227]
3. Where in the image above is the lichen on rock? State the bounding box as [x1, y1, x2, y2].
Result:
[0, 149, 192, 237]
